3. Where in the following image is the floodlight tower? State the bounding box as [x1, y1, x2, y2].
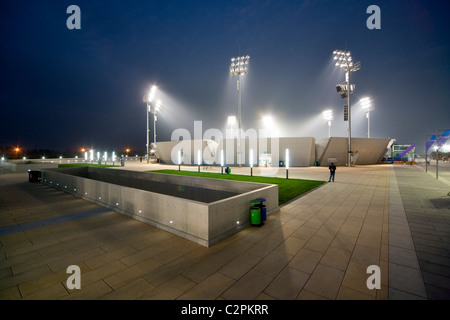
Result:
[230, 55, 250, 167]
[152, 100, 162, 145]
[360, 97, 373, 138]
[333, 50, 360, 167]
[322, 109, 333, 138]
[143, 85, 157, 163]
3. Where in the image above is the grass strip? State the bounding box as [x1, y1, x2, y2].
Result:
[149, 169, 325, 205]
[58, 163, 119, 168]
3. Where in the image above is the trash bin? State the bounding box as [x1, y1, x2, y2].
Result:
[28, 170, 41, 183]
[120, 156, 125, 166]
[279, 160, 284, 167]
[256, 198, 267, 222]
[226, 167, 231, 174]
[250, 206, 261, 226]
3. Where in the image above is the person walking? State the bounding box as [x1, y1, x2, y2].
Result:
[328, 163, 336, 182]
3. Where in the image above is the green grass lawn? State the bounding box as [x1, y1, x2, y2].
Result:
[58, 163, 120, 168]
[149, 170, 325, 205]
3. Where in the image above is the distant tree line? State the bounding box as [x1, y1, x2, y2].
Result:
[0, 146, 77, 159]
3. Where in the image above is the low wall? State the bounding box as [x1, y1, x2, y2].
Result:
[41, 167, 279, 247]
[1, 160, 58, 172]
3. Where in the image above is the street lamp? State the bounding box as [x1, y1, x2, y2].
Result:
[143, 85, 157, 163]
[333, 50, 360, 167]
[230, 55, 250, 167]
[360, 97, 373, 138]
[151, 100, 162, 146]
[322, 109, 333, 138]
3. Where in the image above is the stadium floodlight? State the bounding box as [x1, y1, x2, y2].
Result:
[152, 99, 162, 146]
[360, 97, 373, 138]
[230, 55, 250, 167]
[322, 109, 333, 138]
[333, 49, 361, 167]
[143, 85, 158, 163]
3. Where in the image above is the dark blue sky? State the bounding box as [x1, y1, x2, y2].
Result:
[1, 0, 449, 155]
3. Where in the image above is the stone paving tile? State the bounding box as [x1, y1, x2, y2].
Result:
[143, 256, 195, 287]
[320, 246, 352, 272]
[23, 282, 68, 300]
[103, 257, 162, 290]
[303, 264, 345, 300]
[388, 263, 427, 299]
[219, 251, 263, 280]
[99, 278, 155, 300]
[178, 272, 235, 300]
[341, 261, 376, 298]
[221, 269, 273, 300]
[252, 245, 294, 278]
[81, 260, 127, 285]
[140, 274, 196, 300]
[182, 253, 229, 284]
[263, 266, 309, 300]
[288, 248, 323, 274]
[18, 265, 76, 298]
[60, 280, 113, 300]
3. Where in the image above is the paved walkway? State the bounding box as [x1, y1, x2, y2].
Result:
[0, 162, 449, 301]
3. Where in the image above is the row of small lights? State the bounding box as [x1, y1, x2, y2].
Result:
[42, 178, 184, 227]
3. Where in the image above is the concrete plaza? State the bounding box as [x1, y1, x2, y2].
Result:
[0, 160, 449, 300]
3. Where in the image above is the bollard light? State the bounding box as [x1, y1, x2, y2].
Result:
[286, 149, 290, 179]
[250, 149, 253, 176]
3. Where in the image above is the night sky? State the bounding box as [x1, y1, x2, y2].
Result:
[1, 0, 449, 156]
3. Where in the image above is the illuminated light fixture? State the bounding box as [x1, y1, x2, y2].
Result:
[250, 149, 253, 176]
[143, 85, 158, 163]
[333, 49, 361, 167]
[322, 109, 333, 138]
[221, 149, 224, 174]
[262, 115, 275, 137]
[360, 97, 373, 138]
[230, 54, 250, 167]
[286, 149, 290, 179]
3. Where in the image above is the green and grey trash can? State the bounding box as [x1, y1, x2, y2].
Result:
[256, 198, 267, 222]
[250, 206, 261, 226]
[28, 170, 41, 183]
